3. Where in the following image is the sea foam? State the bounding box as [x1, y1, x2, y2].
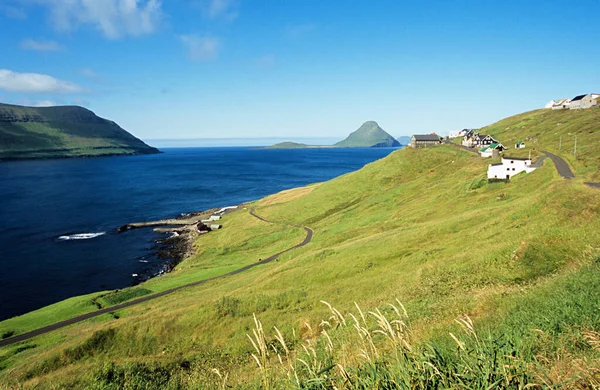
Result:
[58, 232, 106, 241]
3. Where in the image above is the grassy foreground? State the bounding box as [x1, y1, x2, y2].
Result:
[0, 108, 599, 388]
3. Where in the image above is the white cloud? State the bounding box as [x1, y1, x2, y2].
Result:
[180, 35, 220, 61]
[0, 69, 86, 94]
[1, 5, 27, 19]
[20, 38, 65, 52]
[35, 0, 163, 39]
[32, 100, 57, 107]
[195, 0, 238, 20]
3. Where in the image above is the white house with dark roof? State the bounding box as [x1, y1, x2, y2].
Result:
[569, 94, 600, 110]
[472, 134, 498, 148]
[487, 156, 536, 181]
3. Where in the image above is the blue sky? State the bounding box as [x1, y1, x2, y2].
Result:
[1, 1, 599, 141]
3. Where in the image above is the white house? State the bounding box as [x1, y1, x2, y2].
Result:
[569, 94, 600, 110]
[551, 98, 570, 110]
[487, 156, 536, 181]
[515, 141, 525, 149]
[479, 143, 506, 158]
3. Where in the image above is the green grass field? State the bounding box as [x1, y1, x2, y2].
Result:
[0, 108, 599, 388]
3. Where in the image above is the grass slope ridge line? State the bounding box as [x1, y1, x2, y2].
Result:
[0, 208, 313, 348]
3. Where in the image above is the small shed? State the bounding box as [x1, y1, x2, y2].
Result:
[410, 134, 441, 148]
[515, 141, 525, 149]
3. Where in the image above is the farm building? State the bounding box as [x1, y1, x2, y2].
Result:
[515, 141, 525, 149]
[410, 134, 442, 148]
[487, 156, 536, 181]
[569, 94, 600, 110]
[479, 143, 506, 158]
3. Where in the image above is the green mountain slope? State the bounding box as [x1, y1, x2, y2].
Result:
[335, 121, 401, 147]
[1, 108, 599, 388]
[0, 103, 159, 160]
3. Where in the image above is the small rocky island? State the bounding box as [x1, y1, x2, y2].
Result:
[267, 120, 401, 149]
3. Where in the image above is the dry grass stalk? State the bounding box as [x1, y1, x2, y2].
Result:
[211, 368, 228, 390]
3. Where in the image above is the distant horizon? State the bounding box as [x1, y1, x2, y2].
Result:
[144, 135, 414, 148]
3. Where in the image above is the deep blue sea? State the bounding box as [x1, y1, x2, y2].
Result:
[0, 147, 396, 320]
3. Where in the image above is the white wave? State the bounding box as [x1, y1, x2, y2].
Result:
[58, 232, 106, 241]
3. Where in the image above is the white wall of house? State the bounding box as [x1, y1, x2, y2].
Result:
[487, 157, 535, 180]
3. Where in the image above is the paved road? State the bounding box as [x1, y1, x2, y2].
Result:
[0, 209, 313, 348]
[585, 182, 600, 189]
[442, 139, 479, 154]
[542, 151, 575, 179]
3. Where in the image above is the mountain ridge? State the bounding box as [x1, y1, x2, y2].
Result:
[334, 120, 401, 148]
[0, 103, 159, 160]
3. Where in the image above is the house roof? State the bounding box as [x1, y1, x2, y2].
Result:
[552, 98, 569, 105]
[503, 156, 530, 161]
[412, 134, 440, 142]
[490, 163, 503, 166]
[571, 94, 586, 101]
[481, 143, 504, 153]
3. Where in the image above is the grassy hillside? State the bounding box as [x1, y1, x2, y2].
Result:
[335, 121, 401, 148]
[0, 109, 599, 388]
[0, 103, 159, 160]
[480, 107, 600, 180]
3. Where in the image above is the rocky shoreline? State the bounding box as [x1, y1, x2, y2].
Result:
[117, 204, 244, 281]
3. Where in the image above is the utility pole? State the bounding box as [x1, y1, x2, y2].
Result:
[559, 136, 562, 152]
[574, 135, 577, 159]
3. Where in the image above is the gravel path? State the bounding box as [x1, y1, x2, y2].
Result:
[0, 208, 313, 348]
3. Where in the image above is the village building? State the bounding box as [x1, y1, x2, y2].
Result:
[461, 129, 476, 147]
[479, 143, 506, 158]
[569, 94, 600, 110]
[551, 98, 571, 110]
[487, 156, 536, 181]
[515, 141, 525, 149]
[410, 134, 442, 148]
[472, 134, 498, 148]
[449, 128, 470, 138]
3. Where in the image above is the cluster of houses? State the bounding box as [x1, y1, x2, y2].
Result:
[546, 93, 599, 110]
[410, 129, 537, 182]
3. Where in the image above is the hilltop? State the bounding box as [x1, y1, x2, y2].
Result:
[335, 120, 400, 147]
[267, 121, 401, 149]
[0, 103, 159, 160]
[0, 108, 599, 388]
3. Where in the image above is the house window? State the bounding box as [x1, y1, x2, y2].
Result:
[512, 168, 515, 171]
[507, 168, 510, 171]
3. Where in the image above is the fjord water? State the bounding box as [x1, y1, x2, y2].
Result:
[0, 147, 395, 320]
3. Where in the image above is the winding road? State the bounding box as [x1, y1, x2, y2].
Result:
[0, 208, 313, 348]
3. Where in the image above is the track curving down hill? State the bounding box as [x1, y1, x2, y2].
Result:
[0, 208, 313, 348]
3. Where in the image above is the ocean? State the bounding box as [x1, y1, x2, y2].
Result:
[0, 147, 396, 320]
